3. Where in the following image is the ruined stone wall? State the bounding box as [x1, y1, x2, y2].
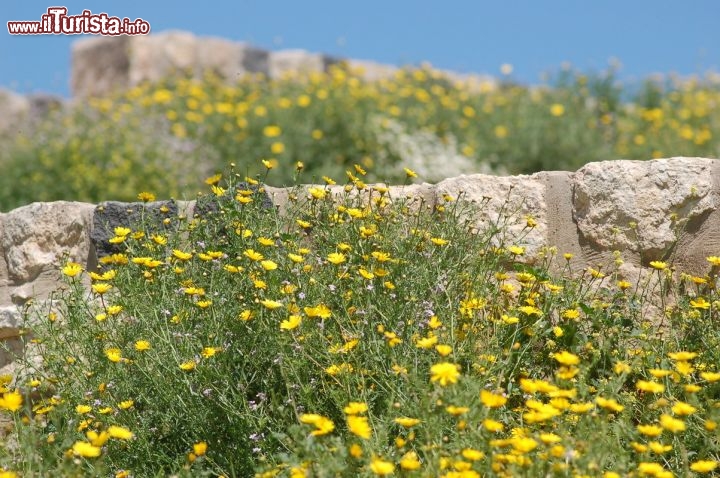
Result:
[1, 157, 719, 373]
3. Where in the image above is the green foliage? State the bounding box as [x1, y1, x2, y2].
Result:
[1, 64, 719, 211]
[0, 167, 718, 477]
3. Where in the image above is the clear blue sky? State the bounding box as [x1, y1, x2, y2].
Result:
[3, 0, 719, 97]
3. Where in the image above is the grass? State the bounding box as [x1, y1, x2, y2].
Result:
[0, 164, 718, 477]
[1, 63, 720, 211]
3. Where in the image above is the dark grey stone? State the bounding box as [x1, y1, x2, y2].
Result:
[91, 200, 177, 260]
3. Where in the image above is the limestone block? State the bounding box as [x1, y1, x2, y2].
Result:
[268, 49, 338, 79]
[71, 35, 130, 97]
[434, 173, 547, 256]
[573, 157, 717, 260]
[1, 202, 95, 283]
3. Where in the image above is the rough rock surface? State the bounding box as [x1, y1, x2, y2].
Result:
[71, 31, 270, 97]
[1, 202, 95, 283]
[0, 88, 29, 134]
[434, 172, 547, 257]
[573, 157, 717, 260]
[268, 49, 338, 78]
[91, 200, 178, 261]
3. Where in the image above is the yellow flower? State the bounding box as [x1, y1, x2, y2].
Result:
[550, 103, 565, 116]
[0, 391, 23, 412]
[671, 401, 697, 416]
[483, 419, 504, 432]
[308, 187, 326, 200]
[430, 362, 461, 386]
[104, 348, 122, 363]
[260, 299, 283, 310]
[637, 424, 663, 437]
[72, 440, 101, 458]
[512, 437, 538, 453]
[404, 167, 417, 178]
[636, 380, 665, 394]
[304, 304, 332, 319]
[75, 404, 92, 414]
[553, 351, 580, 366]
[700, 371, 720, 382]
[595, 396, 624, 413]
[480, 389, 507, 408]
[118, 400, 134, 410]
[690, 460, 718, 473]
[347, 415, 372, 439]
[349, 443, 363, 458]
[172, 249, 193, 261]
[399, 451, 421, 470]
[193, 441, 207, 456]
[343, 402, 368, 415]
[648, 441, 672, 454]
[300, 414, 335, 436]
[462, 448, 484, 461]
[637, 462, 666, 476]
[137, 192, 155, 202]
[668, 351, 698, 361]
[107, 425, 134, 440]
[369, 457, 395, 475]
[394, 417, 421, 428]
[280, 315, 302, 330]
[62, 262, 83, 277]
[91, 283, 112, 295]
[243, 249, 264, 261]
[562, 309, 580, 320]
[86, 430, 109, 447]
[415, 335, 438, 349]
[327, 253, 347, 265]
[507, 245, 525, 256]
[204, 173, 222, 185]
[260, 260, 278, 271]
[435, 344, 453, 356]
[179, 361, 196, 371]
[445, 405, 469, 416]
[201, 347, 221, 358]
[270, 142, 285, 154]
[263, 125, 281, 137]
[649, 261, 667, 270]
[706, 256, 720, 266]
[690, 297, 711, 309]
[659, 414, 685, 433]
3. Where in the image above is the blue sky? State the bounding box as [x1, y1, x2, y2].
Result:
[3, 0, 719, 97]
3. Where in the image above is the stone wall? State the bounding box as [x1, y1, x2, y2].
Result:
[69, 30, 497, 98]
[1, 157, 719, 373]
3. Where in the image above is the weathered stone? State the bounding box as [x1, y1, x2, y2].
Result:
[268, 49, 338, 79]
[193, 183, 273, 220]
[0, 306, 21, 340]
[27, 94, 64, 119]
[346, 59, 398, 81]
[434, 173, 547, 257]
[91, 200, 178, 261]
[71, 35, 131, 97]
[127, 30, 200, 85]
[0, 212, 9, 304]
[72, 31, 271, 98]
[0, 88, 30, 134]
[542, 171, 585, 272]
[573, 157, 717, 260]
[1, 202, 95, 283]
